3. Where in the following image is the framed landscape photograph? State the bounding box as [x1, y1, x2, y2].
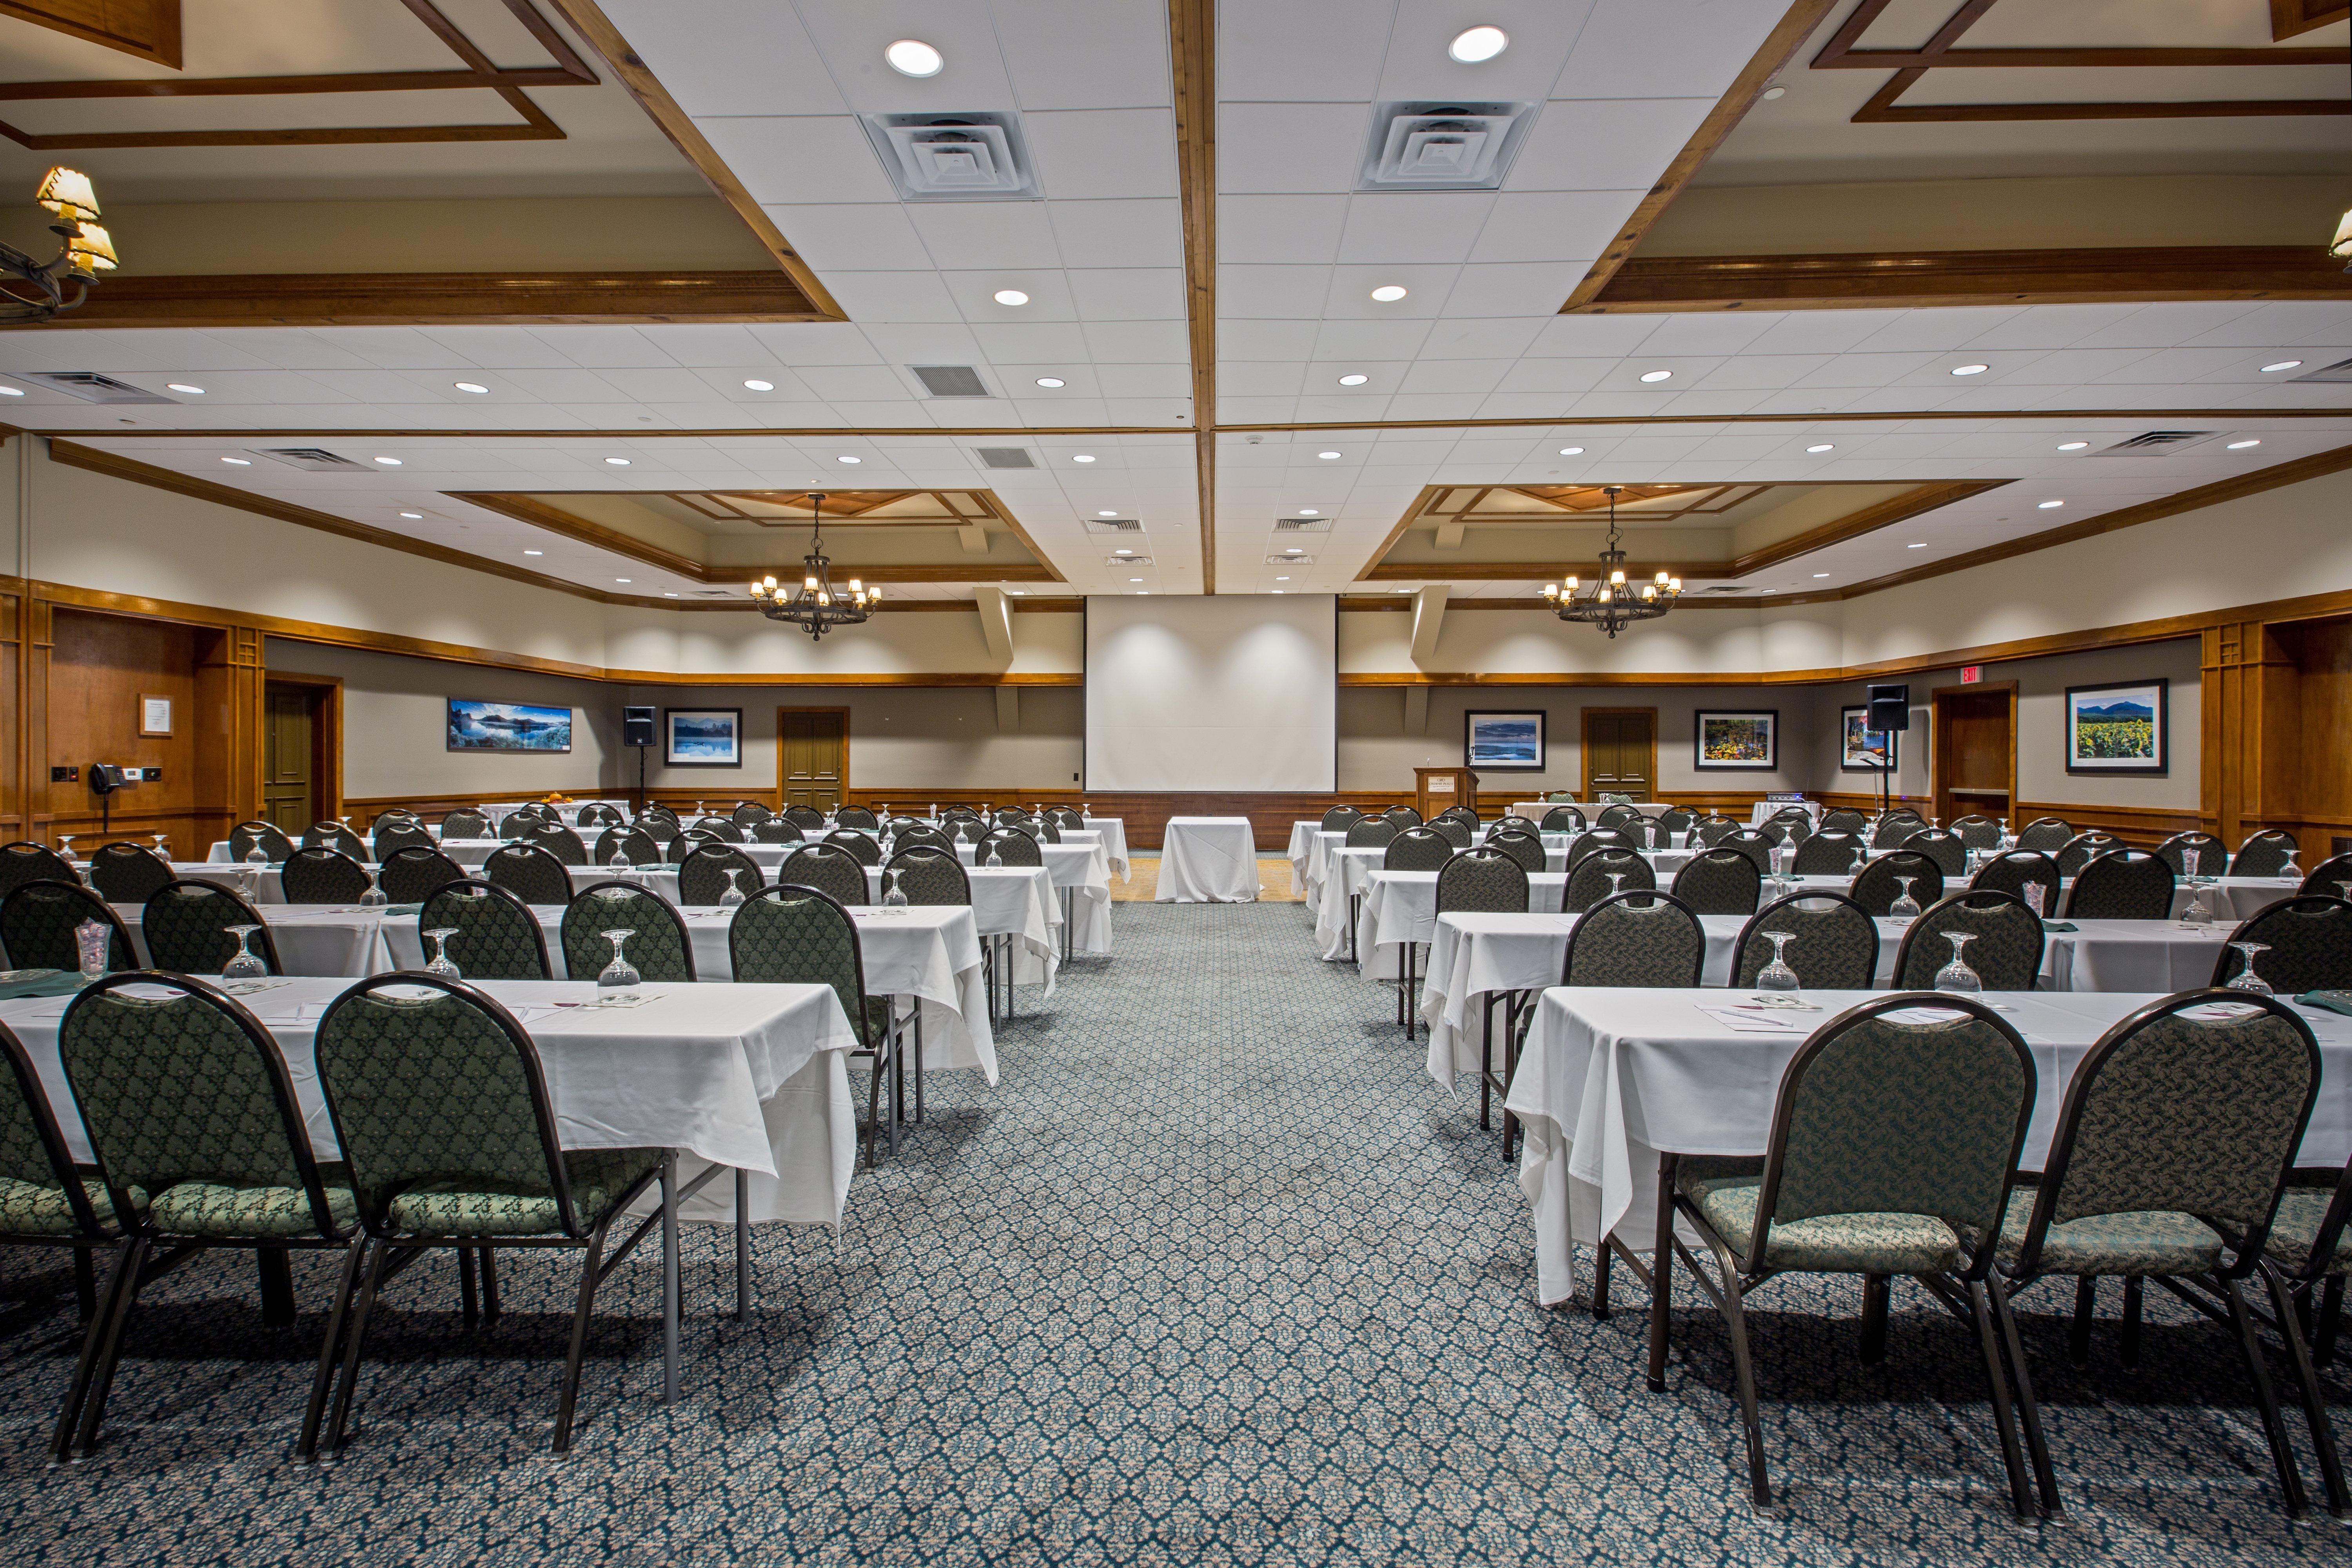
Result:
[665, 707, 743, 768]
[1465, 710, 1545, 772]
[1695, 709, 1778, 771]
[447, 699, 572, 753]
[1839, 705, 1898, 772]
[2065, 679, 2167, 774]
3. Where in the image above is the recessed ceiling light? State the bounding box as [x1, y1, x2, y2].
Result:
[1114, 548, 1132, 555]
[1283, 546, 1303, 554]
[1951, 363, 1988, 376]
[1558, 446, 1584, 456]
[1638, 369, 1672, 383]
[0, 386, 22, 396]
[1298, 508, 1318, 516]
[1813, 572, 1830, 579]
[664, 592, 678, 597]
[1448, 24, 1508, 62]
[1806, 443, 1834, 453]
[884, 38, 943, 77]
[1098, 510, 1118, 517]
[1318, 451, 1341, 459]
[1338, 374, 1369, 386]
[1035, 377, 1065, 388]
[220, 456, 250, 464]
[1008, 590, 1026, 596]
[1271, 589, 1285, 594]
[604, 457, 630, 466]
[524, 549, 543, 556]
[454, 381, 488, 394]
[1275, 575, 1290, 581]
[167, 383, 205, 395]
[742, 379, 773, 392]
[1129, 577, 1143, 583]
[1908, 541, 1928, 548]
[1370, 285, 1408, 303]
[2037, 499, 2064, 509]
[2227, 438, 2262, 449]
[2261, 360, 2303, 373]
[615, 578, 632, 584]
[398, 511, 422, 519]
[1073, 454, 1096, 463]
[2056, 441, 2089, 450]
[837, 455, 861, 464]
[373, 456, 401, 466]
[992, 289, 1029, 306]
[1391, 587, 1411, 594]
[1760, 85, 1786, 100]
[1136, 590, 1149, 595]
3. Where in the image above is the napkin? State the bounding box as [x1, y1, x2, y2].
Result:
[2297, 991, 2352, 1019]
[2040, 921, 2079, 933]
[0, 970, 90, 1000]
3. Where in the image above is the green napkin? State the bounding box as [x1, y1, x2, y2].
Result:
[0, 969, 93, 1000]
[2297, 991, 2352, 1018]
[380, 905, 423, 917]
[2040, 921, 2078, 933]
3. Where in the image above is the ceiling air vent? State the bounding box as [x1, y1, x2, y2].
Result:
[14, 372, 176, 404]
[691, 589, 737, 598]
[1273, 516, 1330, 532]
[253, 448, 365, 470]
[1357, 102, 1536, 192]
[2104, 430, 2215, 453]
[1266, 553, 1314, 566]
[2292, 357, 2352, 384]
[911, 365, 990, 398]
[1083, 516, 1142, 533]
[1105, 555, 1153, 567]
[862, 112, 1039, 201]
[1697, 585, 1753, 595]
[973, 446, 1035, 469]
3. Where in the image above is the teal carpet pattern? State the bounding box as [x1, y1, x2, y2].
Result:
[0, 902, 2348, 1563]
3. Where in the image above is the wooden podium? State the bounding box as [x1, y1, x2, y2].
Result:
[1414, 766, 1478, 822]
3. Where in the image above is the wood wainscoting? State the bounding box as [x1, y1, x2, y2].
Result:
[2205, 609, 2352, 862]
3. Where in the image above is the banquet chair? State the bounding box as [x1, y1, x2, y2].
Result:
[2054, 832, 2125, 880]
[1671, 848, 1762, 916]
[0, 1018, 131, 1339]
[1429, 817, 1471, 849]
[482, 844, 573, 908]
[1046, 807, 1087, 831]
[1413, 848, 1528, 1042]
[379, 846, 465, 906]
[1486, 828, 1546, 875]
[1564, 828, 1633, 867]
[438, 808, 490, 841]
[823, 829, 882, 866]
[1971, 849, 2061, 915]
[1563, 849, 1655, 915]
[1024, 817, 1062, 844]
[281, 848, 372, 906]
[691, 816, 748, 843]
[306, 974, 671, 1459]
[576, 803, 624, 828]
[1344, 818, 1398, 851]
[892, 824, 955, 855]
[1540, 806, 1587, 834]
[1818, 809, 1868, 835]
[1994, 991, 2327, 1519]
[303, 823, 368, 860]
[0, 842, 76, 896]
[229, 822, 297, 864]
[140, 880, 282, 975]
[371, 820, 436, 862]
[2014, 816, 2073, 853]
[495, 813, 542, 840]
[561, 882, 695, 982]
[1849, 851, 1943, 916]
[1661, 994, 2041, 1515]
[1657, 806, 1695, 839]
[1381, 806, 1422, 827]
[1492, 814, 1539, 837]
[417, 882, 553, 980]
[1951, 815, 2005, 853]
[661, 833, 708, 865]
[1717, 830, 1775, 876]
[1689, 814, 1737, 848]
[2303, 854, 2352, 901]
[528, 822, 588, 866]
[1904, 828, 1968, 879]
[1893, 891, 2044, 991]
[993, 809, 1034, 830]
[731, 802, 774, 828]
[637, 804, 681, 828]
[1733, 893, 1880, 990]
[1791, 832, 1867, 877]
[731, 886, 897, 1164]
[782, 806, 827, 830]
[592, 826, 663, 867]
[836, 805, 879, 829]
[779, 844, 868, 909]
[679, 843, 766, 907]
[1, 881, 135, 973]
[884, 816, 926, 839]
[1763, 818, 1811, 851]
[1381, 827, 1452, 873]
[1870, 812, 1927, 850]
[751, 819, 806, 844]
[2062, 850, 2172, 921]
[885, 846, 970, 906]
[976, 829, 1042, 868]
[2211, 897, 2352, 993]
[1765, 807, 1811, 838]
[2155, 831, 2231, 879]
[2232, 829, 2304, 880]
[1562, 890, 1702, 987]
[1596, 804, 1643, 831]
[89, 844, 173, 906]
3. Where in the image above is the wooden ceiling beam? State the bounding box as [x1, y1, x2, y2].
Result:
[2, 271, 825, 329]
[1169, 0, 1217, 593]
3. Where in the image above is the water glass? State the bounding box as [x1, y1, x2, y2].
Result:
[358, 869, 388, 908]
[882, 869, 908, 908]
[2020, 880, 2047, 917]
[74, 920, 112, 978]
[985, 845, 1004, 869]
[610, 844, 630, 871]
[2226, 941, 2273, 995]
[1606, 872, 1625, 900]
[2182, 847, 2202, 886]
[151, 832, 171, 860]
[1755, 931, 1800, 994]
[1933, 932, 1982, 994]
[719, 867, 747, 908]
[243, 836, 270, 865]
[220, 924, 267, 981]
[2282, 851, 2304, 883]
[1889, 877, 1921, 921]
[597, 928, 639, 989]
[422, 927, 461, 979]
[56, 835, 76, 866]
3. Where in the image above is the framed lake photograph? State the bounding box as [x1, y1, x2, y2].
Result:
[1839, 705, 1898, 772]
[1465, 710, 1545, 772]
[447, 699, 572, 753]
[665, 707, 742, 768]
[1695, 709, 1777, 771]
[2065, 679, 2167, 774]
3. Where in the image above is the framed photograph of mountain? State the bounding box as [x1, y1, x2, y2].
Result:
[2065, 680, 2167, 774]
[664, 707, 742, 768]
[447, 699, 572, 753]
[1464, 711, 1545, 772]
[1694, 710, 1777, 771]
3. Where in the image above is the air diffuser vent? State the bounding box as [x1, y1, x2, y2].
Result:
[1357, 102, 1536, 192]
[2104, 430, 2215, 453]
[1083, 516, 1142, 533]
[1266, 554, 1314, 566]
[1272, 516, 1330, 532]
[2292, 357, 2352, 384]
[254, 448, 364, 470]
[973, 446, 1035, 469]
[862, 112, 1039, 201]
[1104, 555, 1153, 567]
[911, 365, 990, 398]
[15, 372, 176, 404]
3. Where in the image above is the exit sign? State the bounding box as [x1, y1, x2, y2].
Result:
[1960, 665, 1982, 683]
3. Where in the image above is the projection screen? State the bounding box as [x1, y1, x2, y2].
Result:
[1084, 595, 1337, 792]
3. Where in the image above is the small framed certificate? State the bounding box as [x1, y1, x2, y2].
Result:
[138, 695, 173, 736]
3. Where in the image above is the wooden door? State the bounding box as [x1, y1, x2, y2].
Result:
[1582, 709, 1655, 800]
[777, 709, 846, 813]
[1932, 684, 2016, 827]
[261, 681, 319, 833]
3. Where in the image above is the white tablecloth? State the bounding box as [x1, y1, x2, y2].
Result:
[1747, 801, 1824, 826]
[1354, 870, 1569, 980]
[2040, 918, 2239, 993]
[1506, 987, 2352, 1305]
[1157, 817, 1260, 903]
[1082, 818, 1131, 880]
[0, 977, 858, 1228]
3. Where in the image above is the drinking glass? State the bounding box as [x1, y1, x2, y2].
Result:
[1606, 872, 1625, 900]
[220, 924, 267, 981]
[56, 835, 76, 866]
[719, 867, 747, 908]
[1755, 931, 1800, 994]
[883, 869, 908, 909]
[1933, 932, 1982, 994]
[596, 929, 639, 989]
[1889, 877, 1921, 921]
[2182, 847, 2202, 886]
[358, 868, 388, 908]
[74, 919, 112, 978]
[422, 927, 461, 979]
[610, 842, 630, 871]
[694, 800, 706, 817]
[2281, 850, 2304, 883]
[929, 803, 939, 822]
[238, 866, 262, 904]
[2336, 880, 2352, 904]
[151, 832, 171, 860]
[243, 835, 270, 865]
[2227, 941, 2274, 995]
[2181, 882, 2212, 926]
[2021, 880, 2047, 918]
[985, 844, 1004, 869]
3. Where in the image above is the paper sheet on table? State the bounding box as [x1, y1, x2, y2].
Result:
[1695, 1005, 1806, 1033]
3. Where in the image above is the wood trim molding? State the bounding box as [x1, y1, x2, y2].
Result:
[2274, 0, 2350, 40]
[1169, 0, 1217, 593]
[0, 0, 179, 65]
[13, 271, 826, 329]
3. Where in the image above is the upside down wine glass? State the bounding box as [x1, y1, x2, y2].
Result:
[244, 834, 269, 866]
[220, 924, 268, 981]
[2021, 880, 2047, 919]
[422, 927, 461, 979]
[1755, 931, 1800, 994]
[883, 868, 908, 908]
[720, 867, 747, 908]
[1889, 877, 1922, 922]
[610, 840, 631, 872]
[597, 928, 639, 989]
[2227, 941, 2274, 996]
[1933, 932, 1982, 994]
[358, 868, 388, 908]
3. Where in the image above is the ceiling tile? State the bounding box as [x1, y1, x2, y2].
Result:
[1219, 194, 1350, 265]
[601, 0, 848, 117]
[1467, 191, 1636, 264]
[697, 116, 897, 205]
[1336, 193, 1497, 265]
[1219, 0, 1394, 103]
[760, 203, 935, 271]
[1067, 268, 1187, 321]
[906, 202, 1067, 270]
[1048, 199, 1187, 269]
[1507, 96, 1713, 192]
[991, 0, 1174, 110]
[1216, 102, 1368, 194]
[1025, 109, 1180, 199]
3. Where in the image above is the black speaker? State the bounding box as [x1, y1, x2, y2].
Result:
[622, 706, 657, 748]
[1866, 684, 1911, 733]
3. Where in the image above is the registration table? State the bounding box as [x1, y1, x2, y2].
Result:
[1504, 987, 2352, 1305]
[1157, 817, 1260, 903]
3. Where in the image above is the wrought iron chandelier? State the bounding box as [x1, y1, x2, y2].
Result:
[0, 168, 118, 325]
[1541, 485, 1680, 639]
[748, 492, 880, 640]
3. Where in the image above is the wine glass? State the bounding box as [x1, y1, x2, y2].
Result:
[56, 835, 76, 866]
[2227, 941, 2273, 995]
[237, 866, 262, 905]
[717, 866, 746, 908]
[694, 800, 706, 817]
[220, 924, 268, 981]
[2180, 882, 2212, 926]
[2336, 880, 2352, 904]
[609, 840, 630, 871]
[883, 868, 908, 908]
[243, 834, 270, 866]
[596, 929, 639, 989]
[2181, 847, 2203, 887]
[358, 867, 388, 908]
[2281, 849, 2304, 884]
[1606, 871, 1625, 901]
[1889, 878, 1921, 921]
[150, 831, 171, 861]
[422, 927, 462, 979]
[985, 843, 1004, 869]
[1934, 933, 1982, 994]
[2021, 880, 2047, 918]
[1755, 931, 1800, 994]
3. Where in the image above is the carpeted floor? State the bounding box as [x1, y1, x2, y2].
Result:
[0, 902, 2346, 1564]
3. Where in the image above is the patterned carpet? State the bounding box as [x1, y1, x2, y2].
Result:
[0, 902, 2347, 1564]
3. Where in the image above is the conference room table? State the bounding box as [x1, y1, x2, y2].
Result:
[1502, 987, 2352, 1306]
[1157, 817, 1260, 903]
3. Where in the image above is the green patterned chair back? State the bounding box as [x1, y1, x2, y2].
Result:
[751, 818, 806, 844]
[1596, 804, 1642, 830]
[1382, 827, 1452, 872]
[1657, 807, 1695, 835]
[482, 844, 573, 907]
[303, 822, 368, 860]
[691, 816, 749, 843]
[1818, 809, 1868, 835]
[1429, 817, 1471, 849]
[526, 822, 587, 866]
[1435, 849, 1528, 915]
[1970, 849, 2059, 915]
[229, 822, 296, 863]
[993, 810, 1033, 830]
[1485, 828, 1546, 875]
[884, 847, 970, 906]
[780, 844, 868, 908]
[730, 886, 878, 1047]
[2014, 816, 2073, 854]
[1540, 806, 1586, 834]
[1026, 817, 1062, 844]
[1734, 893, 1880, 989]
[976, 829, 1042, 867]
[1717, 830, 1773, 875]
[372, 821, 437, 862]
[1344, 818, 1398, 849]
[1564, 891, 1702, 987]
[1904, 828, 1967, 878]
[1894, 891, 2044, 990]
[438, 808, 490, 840]
[1763, 817, 1811, 849]
[1564, 847, 1653, 913]
[1950, 815, 2005, 852]
[495, 812, 541, 840]
[1791, 831, 1867, 876]
[577, 804, 624, 828]
[2230, 829, 2301, 879]
[1381, 806, 1422, 827]
[782, 806, 827, 829]
[2008, 992, 2318, 1281]
[0, 1021, 115, 1239]
[1671, 848, 1762, 916]
[89, 842, 174, 905]
[2063, 849, 2172, 921]
[561, 882, 696, 982]
[1320, 805, 1362, 831]
[1870, 813, 1926, 850]
[1849, 851, 1942, 916]
[1564, 828, 1631, 866]
[637, 806, 680, 830]
[1046, 808, 1086, 831]
[2, 881, 134, 973]
[731, 802, 774, 827]
[658, 832, 698, 865]
[1689, 814, 1736, 847]
[592, 826, 662, 867]
[1732, 995, 2034, 1273]
[835, 805, 878, 829]
[140, 881, 282, 975]
[2054, 831, 2122, 880]
[281, 847, 372, 905]
[60, 974, 347, 1241]
[679, 843, 766, 906]
[0, 842, 75, 895]
[823, 829, 882, 866]
[380, 847, 465, 906]
[1766, 807, 1811, 837]
[2213, 897, 2352, 993]
[417, 881, 552, 980]
[891, 824, 953, 855]
[2301, 853, 2352, 901]
[1493, 815, 1538, 837]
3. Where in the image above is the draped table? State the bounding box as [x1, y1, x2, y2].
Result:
[1156, 817, 1260, 903]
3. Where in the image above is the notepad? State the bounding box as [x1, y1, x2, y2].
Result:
[1697, 1006, 1804, 1033]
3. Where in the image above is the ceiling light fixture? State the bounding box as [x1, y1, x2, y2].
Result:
[837, 455, 861, 464]
[1099, 510, 1118, 517]
[167, 383, 204, 395]
[1541, 485, 1680, 640]
[1951, 363, 1988, 376]
[1813, 573, 1829, 579]
[665, 592, 678, 597]
[1275, 576, 1290, 581]
[523, 549, 543, 555]
[2038, 499, 2064, 509]
[2057, 441, 2089, 450]
[992, 289, 1029, 306]
[1073, 454, 1095, 463]
[615, 578, 631, 584]
[220, 456, 249, 464]
[884, 38, 944, 77]
[398, 511, 422, 519]
[373, 456, 401, 466]
[2333, 209, 2352, 269]
[1448, 25, 1508, 62]
[1806, 443, 1834, 453]
[1271, 589, 1285, 594]
[1370, 285, 1408, 302]
[742, 379, 773, 392]
[0, 387, 21, 396]
[604, 457, 630, 466]
[1, 166, 118, 323]
[1318, 451, 1341, 459]
[1338, 373, 1369, 386]
[750, 492, 879, 641]
[1298, 508, 1318, 516]
[1558, 446, 1583, 455]
[1908, 541, 1928, 548]
[454, 381, 488, 394]
[2261, 360, 2303, 373]
[1035, 377, 1065, 387]
[1638, 369, 1671, 383]
[1760, 85, 1786, 100]
[1129, 577, 1143, 583]
[1114, 548, 1132, 555]
[1283, 546, 1303, 555]
[2228, 439, 2262, 449]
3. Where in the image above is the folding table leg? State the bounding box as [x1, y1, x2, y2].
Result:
[661, 1151, 680, 1405]
[734, 1168, 750, 1323]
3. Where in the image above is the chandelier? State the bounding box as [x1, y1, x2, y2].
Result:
[0, 168, 118, 325]
[1541, 485, 1681, 639]
[748, 492, 881, 640]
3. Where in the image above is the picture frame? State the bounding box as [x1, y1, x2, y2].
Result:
[665, 707, 743, 768]
[1838, 705, 1897, 772]
[447, 699, 572, 753]
[1694, 709, 1778, 771]
[138, 695, 172, 737]
[2065, 679, 2167, 774]
[1464, 710, 1545, 772]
